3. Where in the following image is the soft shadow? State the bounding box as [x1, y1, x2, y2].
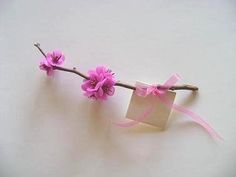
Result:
[81, 98, 137, 163]
[179, 91, 199, 107]
[121, 123, 163, 134]
[23, 76, 173, 165]
[173, 121, 220, 143]
[85, 99, 121, 141]
[167, 91, 199, 128]
[25, 77, 84, 125]
[87, 101, 109, 135]
[25, 77, 133, 161]
[22, 77, 92, 151]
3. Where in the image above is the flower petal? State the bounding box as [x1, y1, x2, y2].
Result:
[98, 87, 104, 97]
[39, 59, 54, 76]
[106, 87, 115, 96]
[96, 66, 107, 75]
[81, 80, 93, 91]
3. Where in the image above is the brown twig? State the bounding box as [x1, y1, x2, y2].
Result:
[115, 82, 198, 91]
[34, 43, 47, 57]
[34, 43, 198, 91]
[53, 66, 89, 80]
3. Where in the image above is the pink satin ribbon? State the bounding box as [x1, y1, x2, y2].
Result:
[116, 74, 222, 140]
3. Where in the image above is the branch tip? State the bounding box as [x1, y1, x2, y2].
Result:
[34, 42, 40, 47]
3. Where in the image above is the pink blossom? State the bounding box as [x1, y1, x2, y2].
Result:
[39, 59, 54, 76]
[81, 66, 116, 100]
[46, 50, 65, 66]
[39, 50, 65, 76]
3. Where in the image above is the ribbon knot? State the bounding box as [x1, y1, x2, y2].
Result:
[150, 85, 167, 96]
[135, 84, 168, 98]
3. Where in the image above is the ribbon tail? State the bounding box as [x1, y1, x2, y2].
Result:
[115, 105, 154, 128]
[159, 95, 222, 140]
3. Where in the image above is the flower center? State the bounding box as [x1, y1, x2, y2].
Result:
[102, 85, 109, 93]
[90, 80, 97, 86]
[52, 54, 61, 63]
[43, 64, 51, 70]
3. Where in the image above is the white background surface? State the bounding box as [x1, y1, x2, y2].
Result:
[1, 0, 236, 177]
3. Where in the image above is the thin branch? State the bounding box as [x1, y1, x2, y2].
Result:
[34, 43, 47, 57]
[115, 82, 198, 91]
[34, 43, 198, 91]
[53, 66, 89, 80]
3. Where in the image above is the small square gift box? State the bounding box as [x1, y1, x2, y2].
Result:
[126, 81, 176, 130]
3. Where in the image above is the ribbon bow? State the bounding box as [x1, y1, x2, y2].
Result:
[117, 74, 222, 140]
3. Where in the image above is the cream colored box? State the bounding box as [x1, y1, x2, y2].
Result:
[126, 82, 176, 129]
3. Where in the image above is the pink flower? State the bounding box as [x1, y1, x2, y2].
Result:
[39, 59, 54, 76]
[81, 66, 116, 100]
[39, 50, 65, 76]
[46, 50, 65, 66]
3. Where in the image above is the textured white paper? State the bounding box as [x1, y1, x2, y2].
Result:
[126, 82, 176, 129]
